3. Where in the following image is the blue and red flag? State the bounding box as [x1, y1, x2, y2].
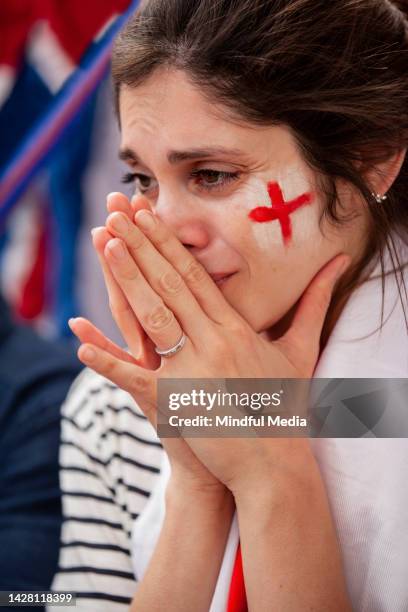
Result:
[0, 0, 139, 334]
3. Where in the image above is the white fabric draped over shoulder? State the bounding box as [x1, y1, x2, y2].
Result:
[131, 245, 408, 612]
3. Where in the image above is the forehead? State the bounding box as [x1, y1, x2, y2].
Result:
[119, 69, 244, 150]
[118, 68, 301, 166]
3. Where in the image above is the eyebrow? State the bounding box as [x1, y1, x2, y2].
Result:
[118, 146, 246, 165]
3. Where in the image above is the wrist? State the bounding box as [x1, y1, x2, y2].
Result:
[166, 473, 235, 514]
[230, 439, 319, 504]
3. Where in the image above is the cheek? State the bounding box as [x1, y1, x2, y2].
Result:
[237, 168, 323, 255]
[240, 245, 322, 328]
[243, 181, 284, 251]
[249, 170, 318, 248]
[208, 169, 327, 286]
[235, 173, 329, 318]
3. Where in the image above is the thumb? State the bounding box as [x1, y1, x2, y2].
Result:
[282, 254, 351, 361]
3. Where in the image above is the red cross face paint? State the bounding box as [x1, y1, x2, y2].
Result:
[249, 181, 314, 245]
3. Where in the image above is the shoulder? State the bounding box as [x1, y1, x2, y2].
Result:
[0, 323, 81, 433]
[62, 367, 162, 455]
[316, 247, 408, 377]
[60, 367, 164, 528]
[55, 368, 165, 607]
[0, 321, 80, 386]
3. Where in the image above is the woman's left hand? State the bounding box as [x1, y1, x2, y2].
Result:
[75, 199, 349, 495]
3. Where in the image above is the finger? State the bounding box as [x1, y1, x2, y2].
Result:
[106, 192, 133, 219]
[68, 316, 136, 364]
[92, 227, 160, 369]
[92, 226, 146, 353]
[77, 342, 157, 425]
[130, 193, 152, 216]
[105, 237, 190, 355]
[282, 254, 351, 357]
[106, 211, 213, 342]
[133, 209, 240, 327]
[106, 192, 151, 220]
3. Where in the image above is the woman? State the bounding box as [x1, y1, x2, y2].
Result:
[50, 1, 408, 610]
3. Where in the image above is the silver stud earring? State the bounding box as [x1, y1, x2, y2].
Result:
[372, 192, 388, 204]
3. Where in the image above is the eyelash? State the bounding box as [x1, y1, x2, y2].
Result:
[121, 169, 240, 194]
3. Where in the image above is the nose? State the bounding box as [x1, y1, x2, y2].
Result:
[154, 191, 211, 252]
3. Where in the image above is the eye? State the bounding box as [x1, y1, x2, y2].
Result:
[121, 172, 158, 195]
[190, 169, 241, 191]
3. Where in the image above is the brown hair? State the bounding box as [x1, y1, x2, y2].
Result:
[112, 0, 408, 347]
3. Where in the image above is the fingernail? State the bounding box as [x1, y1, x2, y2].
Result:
[136, 210, 156, 231]
[108, 238, 126, 259]
[107, 192, 121, 202]
[68, 317, 76, 327]
[91, 226, 104, 238]
[131, 193, 148, 206]
[108, 213, 129, 234]
[81, 346, 96, 362]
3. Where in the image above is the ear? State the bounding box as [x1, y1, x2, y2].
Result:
[365, 147, 406, 197]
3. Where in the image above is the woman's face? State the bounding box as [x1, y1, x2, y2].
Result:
[119, 69, 367, 334]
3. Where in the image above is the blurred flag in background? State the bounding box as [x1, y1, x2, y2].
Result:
[0, 0, 138, 338]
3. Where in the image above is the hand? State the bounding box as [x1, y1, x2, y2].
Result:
[90, 192, 159, 370]
[70, 192, 229, 501]
[72, 191, 350, 496]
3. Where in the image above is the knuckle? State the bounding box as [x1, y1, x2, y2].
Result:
[102, 355, 118, 375]
[103, 355, 114, 369]
[230, 322, 253, 350]
[147, 303, 174, 330]
[159, 270, 184, 295]
[154, 225, 171, 245]
[129, 373, 149, 393]
[121, 265, 139, 281]
[109, 300, 132, 318]
[211, 335, 229, 359]
[229, 320, 248, 338]
[128, 229, 145, 250]
[184, 260, 207, 284]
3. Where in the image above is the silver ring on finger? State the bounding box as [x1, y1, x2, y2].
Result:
[154, 332, 187, 357]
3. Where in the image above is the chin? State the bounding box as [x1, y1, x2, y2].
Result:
[235, 302, 295, 339]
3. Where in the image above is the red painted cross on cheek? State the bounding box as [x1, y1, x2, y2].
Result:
[249, 181, 313, 245]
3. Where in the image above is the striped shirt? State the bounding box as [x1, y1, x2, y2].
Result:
[49, 368, 165, 611]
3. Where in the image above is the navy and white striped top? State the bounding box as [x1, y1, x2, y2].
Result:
[49, 368, 164, 611]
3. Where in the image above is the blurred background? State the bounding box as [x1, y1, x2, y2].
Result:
[0, 0, 141, 343]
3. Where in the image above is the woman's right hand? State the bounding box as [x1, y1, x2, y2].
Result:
[69, 192, 230, 501]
